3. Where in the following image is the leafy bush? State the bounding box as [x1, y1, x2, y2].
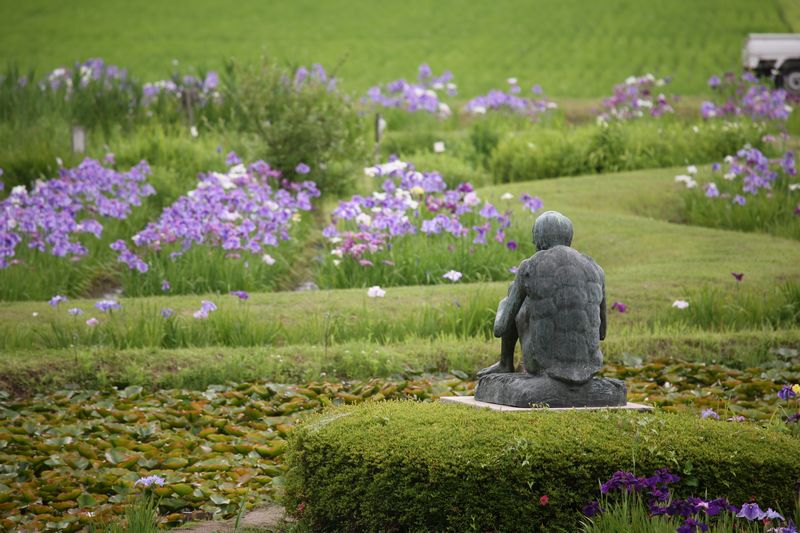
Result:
[491, 120, 769, 183]
[285, 401, 800, 532]
[225, 59, 369, 194]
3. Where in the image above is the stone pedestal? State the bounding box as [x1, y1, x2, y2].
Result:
[474, 373, 627, 408]
[439, 395, 651, 411]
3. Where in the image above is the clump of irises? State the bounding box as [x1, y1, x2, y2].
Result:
[0, 158, 155, 269]
[141, 71, 221, 108]
[598, 74, 674, 122]
[365, 63, 456, 117]
[676, 146, 796, 203]
[112, 157, 319, 272]
[465, 78, 556, 118]
[42, 58, 131, 94]
[583, 468, 797, 532]
[322, 158, 541, 262]
[701, 72, 793, 122]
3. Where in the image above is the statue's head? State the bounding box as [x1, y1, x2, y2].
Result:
[533, 211, 573, 250]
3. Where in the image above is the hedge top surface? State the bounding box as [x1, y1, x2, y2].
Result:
[294, 400, 800, 466]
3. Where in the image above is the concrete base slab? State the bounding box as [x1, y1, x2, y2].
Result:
[440, 395, 653, 412]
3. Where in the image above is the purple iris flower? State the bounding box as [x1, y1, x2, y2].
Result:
[49, 295, 68, 307]
[200, 300, 217, 313]
[295, 163, 311, 174]
[736, 503, 766, 521]
[161, 280, 171, 292]
[67, 307, 83, 316]
[704, 183, 719, 198]
[778, 384, 797, 400]
[225, 152, 242, 166]
[520, 193, 543, 213]
[506, 240, 518, 250]
[160, 308, 174, 319]
[701, 408, 719, 420]
[733, 195, 746, 206]
[135, 475, 165, 488]
[95, 299, 121, 312]
[611, 301, 627, 313]
[230, 290, 249, 300]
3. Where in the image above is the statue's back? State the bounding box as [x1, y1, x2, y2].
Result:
[516, 245, 604, 384]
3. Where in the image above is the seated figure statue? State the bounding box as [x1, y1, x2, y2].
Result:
[475, 211, 627, 408]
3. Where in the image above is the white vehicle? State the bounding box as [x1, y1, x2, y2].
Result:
[742, 33, 800, 95]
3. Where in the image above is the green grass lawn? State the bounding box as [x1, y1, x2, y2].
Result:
[0, 0, 791, 97]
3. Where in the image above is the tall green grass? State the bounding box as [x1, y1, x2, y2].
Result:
[0, 290, 498, 351]
[659, 282, 800, 331]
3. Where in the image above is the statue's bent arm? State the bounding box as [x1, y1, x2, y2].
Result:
[493, 270, 526, 338]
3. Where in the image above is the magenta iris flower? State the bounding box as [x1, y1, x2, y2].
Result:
[611, 301, 627, 313]
[731, 272, 744, 282]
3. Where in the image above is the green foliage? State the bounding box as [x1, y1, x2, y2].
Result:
[285, 402, 800, 532]
[491, 120, 768, 183]
[225, 58, 368, 193]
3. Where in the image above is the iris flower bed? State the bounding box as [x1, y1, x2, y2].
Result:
[465, 77, 557, 118]
[701, 72, 794, 122]
[598, 74, 674, 122]
[582, 468, 799, 532]
[364, 63, 456, 118]
[315, 158, 542, 289]
[678, 146, 799, 240]
[112, 157, 319, 296]
[0, 158, 155, 270]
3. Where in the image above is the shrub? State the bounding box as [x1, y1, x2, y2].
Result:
[225, 59, 369, 194]
[285, 401, 800, 532]
[490, 120, 769, 183]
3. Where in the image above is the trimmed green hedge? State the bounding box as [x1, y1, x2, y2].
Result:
[285, 401, 800, 532]
[490, 119, 768, 183]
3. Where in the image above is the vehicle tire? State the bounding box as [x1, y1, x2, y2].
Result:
[783, 68, 800, 96]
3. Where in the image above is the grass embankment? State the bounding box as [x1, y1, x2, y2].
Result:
[0, 0, 789, 96]
[2, 167, 799, 392]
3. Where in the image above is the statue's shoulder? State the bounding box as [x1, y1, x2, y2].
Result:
[579, 252, 605, 282]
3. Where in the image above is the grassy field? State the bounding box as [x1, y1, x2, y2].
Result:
[0, 0, 792, 97]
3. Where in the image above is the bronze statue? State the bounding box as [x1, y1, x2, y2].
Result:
[475, 211, 626, 408]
